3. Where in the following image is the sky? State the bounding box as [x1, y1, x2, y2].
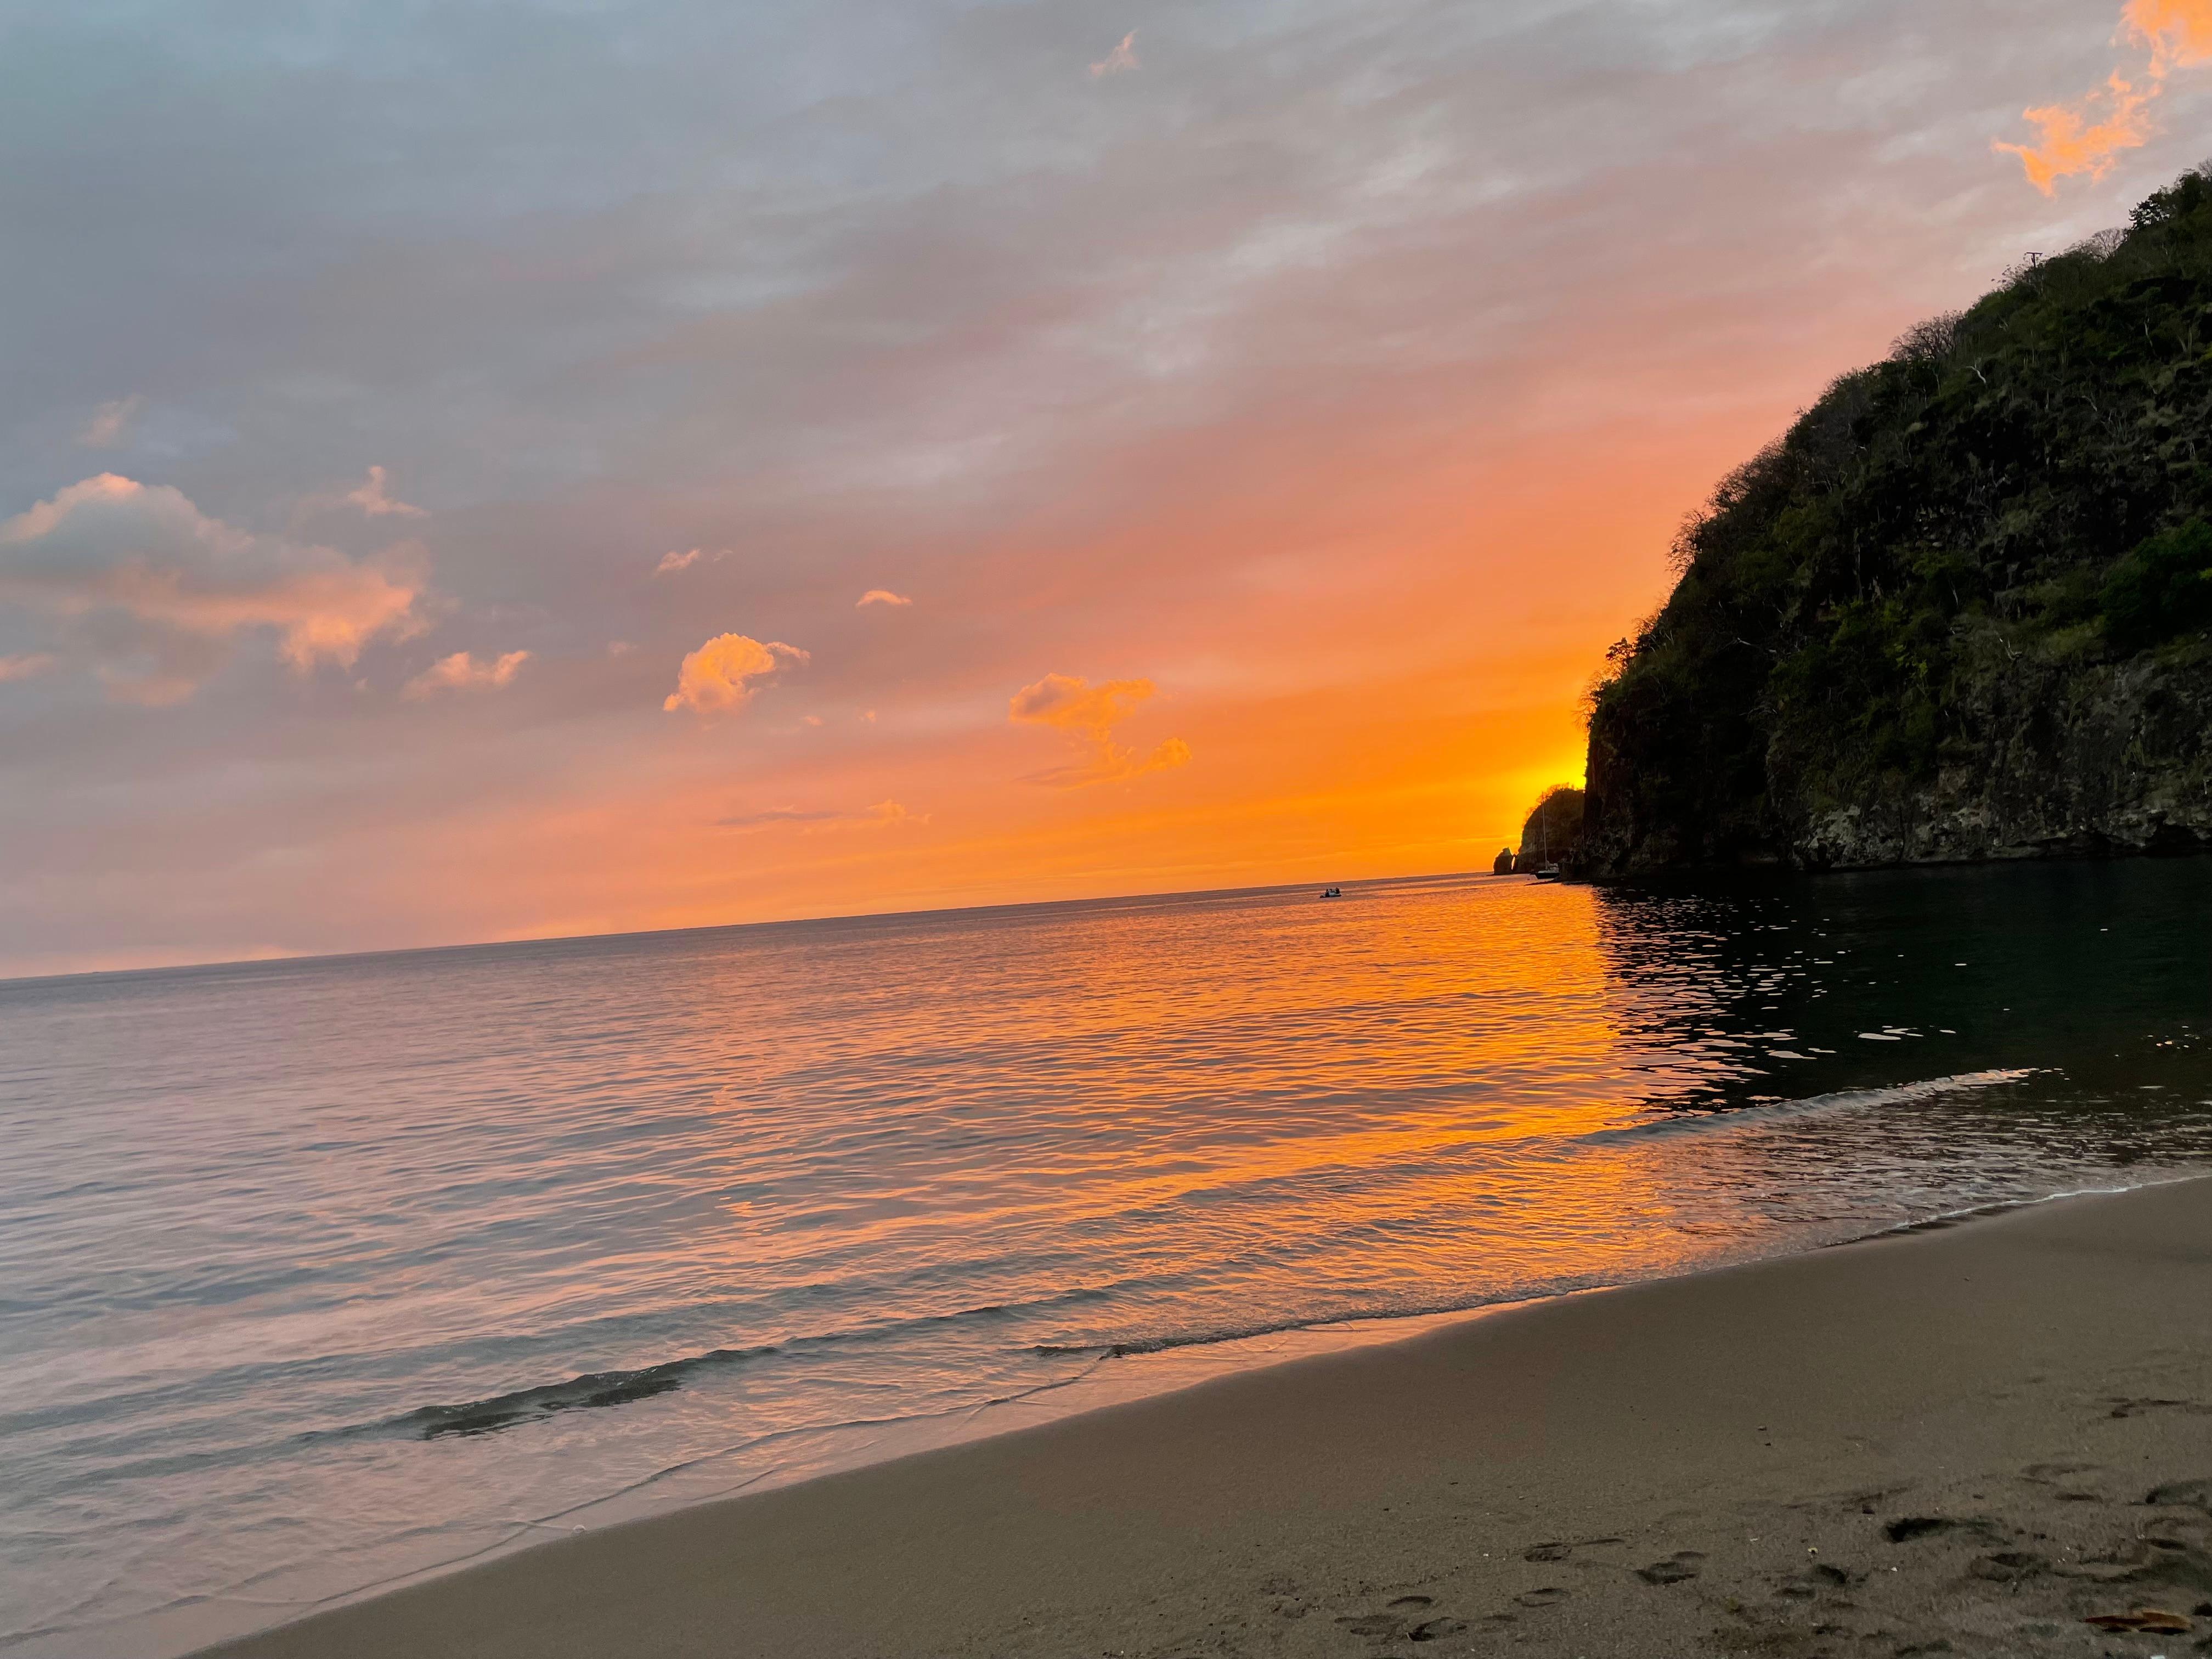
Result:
[3, 0, 2209, 977]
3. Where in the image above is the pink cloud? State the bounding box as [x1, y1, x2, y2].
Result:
[0, 473, 425, 703]
[1090, 31, 1138, 77]
[342, 465, 425, 518]
[77, 396, 143, 450]
[857, 588, 912, 606]
[404, 650, 529, 698]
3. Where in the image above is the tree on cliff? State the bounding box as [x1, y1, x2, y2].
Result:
[1584, 166, 2212, 873]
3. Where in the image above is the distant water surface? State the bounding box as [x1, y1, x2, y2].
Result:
[3, 861, 2210, 1656]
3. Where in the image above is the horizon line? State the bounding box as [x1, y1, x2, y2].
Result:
[1, 864, 1528, 991]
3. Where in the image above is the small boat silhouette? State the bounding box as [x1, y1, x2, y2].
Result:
[1320, 885, 1342, 899]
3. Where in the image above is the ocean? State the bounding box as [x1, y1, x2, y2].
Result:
[4, 860, 2210, 1657]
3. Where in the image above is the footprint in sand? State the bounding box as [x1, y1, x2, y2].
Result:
[1776, 1562, 1857, 1598]
[1385, 1596, 1432, 1611]
[1407, 1617, 1468, 1641]
[1637, 1551, 1704, 1585]
[1883, 1515, 1965, 1543]
[1522, 1542, 1570, 1561]
[2147, 1477, 2212, 1511]
[1335, 1615, 1402, 1637]
[1515, 1587, 1570, 1606]
[1968, 1550, 2045, 1582]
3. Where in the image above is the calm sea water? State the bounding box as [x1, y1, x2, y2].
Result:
[4, 862, 2210, 1656]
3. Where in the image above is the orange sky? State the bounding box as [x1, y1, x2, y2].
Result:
[2, 0, 2208, 976]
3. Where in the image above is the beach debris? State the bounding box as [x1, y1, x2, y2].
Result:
[2083, 1607, 2192, 1632]
[1637, 1552, 1703, 1584]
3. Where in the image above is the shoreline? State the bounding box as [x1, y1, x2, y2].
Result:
[199, 1173, 2212, 1659]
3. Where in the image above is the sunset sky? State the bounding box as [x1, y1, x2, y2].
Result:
[4, 0, 2209, 977]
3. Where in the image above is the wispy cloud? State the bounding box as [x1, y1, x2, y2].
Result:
[77, 396, 143, 450]
[718, 799, 927, 832]
[342, 465, 426, 518]
[404, 649, 529, 698]
[1090, 31, 1138, 77]
[656, 547, 708, 574]
[0, 653, 57, 684]
[856, 588, 912, 607]
[1008, 672, 1190, 787]
[0, 474, 425, 704]
[1996, 0, 2212, 193]
[662, 633, 808, 714]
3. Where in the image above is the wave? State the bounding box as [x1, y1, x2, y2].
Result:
[319, 1292, 1111, 1442]
[317, 1070, 2051, 1441]
[1576, 1068, 2041, 1144]
[336, 1344, 785, 1440]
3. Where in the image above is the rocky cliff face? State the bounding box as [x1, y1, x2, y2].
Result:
[1796, 641, 2212, 866]
[1585, 635, 2212, 874]
[1580, 168, 2212, 879]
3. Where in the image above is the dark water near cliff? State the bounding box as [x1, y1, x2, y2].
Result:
[2, 860, 2209, 1656]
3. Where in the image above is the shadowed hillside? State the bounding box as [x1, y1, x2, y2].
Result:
[1583, 167, 2212, 874]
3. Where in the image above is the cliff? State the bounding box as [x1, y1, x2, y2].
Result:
[1583, 168, 2212, 876]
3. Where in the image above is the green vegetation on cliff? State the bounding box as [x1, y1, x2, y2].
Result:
[1584, 168, 2212, 874]
[1517, 786, 1584, 870]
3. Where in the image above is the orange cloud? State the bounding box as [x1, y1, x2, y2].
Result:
[0, 653, 56, 682]
[655, 547, 713, 574]
[717, 798, 927, 833]
[404, 649, 528, 698]
[857, 588, 912, 606]
[662, 633, 807, 714]
[1997, 1, 2212, 193]
[1009, 671, 1191, 786]
[2127, 0, 2212, 67]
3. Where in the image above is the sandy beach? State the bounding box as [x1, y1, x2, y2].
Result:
[200, 1176, 2212, 1659]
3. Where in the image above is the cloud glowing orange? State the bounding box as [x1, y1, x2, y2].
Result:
[1997, 1, 2212, 193]
[1009, 672, 1190, 787]
[663, 634, 808, 714]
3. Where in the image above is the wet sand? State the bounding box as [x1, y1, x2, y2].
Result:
[206, 1177, 2212, 1659]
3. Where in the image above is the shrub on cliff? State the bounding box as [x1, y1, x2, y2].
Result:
[2101, 520, 2212, 649]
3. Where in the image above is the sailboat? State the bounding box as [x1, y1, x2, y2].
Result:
[1534, 810, 1561, 881]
